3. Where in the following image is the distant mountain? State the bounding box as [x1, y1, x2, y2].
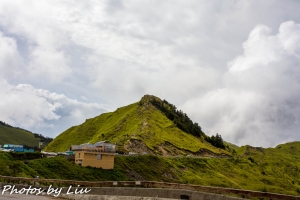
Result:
[44, 95, 229, 156]
[0, 121, 52, 149]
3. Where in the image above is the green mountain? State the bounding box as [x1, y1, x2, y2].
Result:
[2, 95, 300, 196]
[44, 95, 229, 156]
[0, 121, 52, 149]
[1, 141, 300, 196]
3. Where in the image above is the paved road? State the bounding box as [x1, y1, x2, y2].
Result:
[0, 190, 65, 200]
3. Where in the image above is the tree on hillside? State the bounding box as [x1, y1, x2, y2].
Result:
[147, 97, 203, 137]
[205, 133, 225, 149]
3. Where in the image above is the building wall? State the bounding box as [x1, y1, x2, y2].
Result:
[75, 151, 114, 169]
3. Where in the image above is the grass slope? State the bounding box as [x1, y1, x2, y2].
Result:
[0, 123, 41, 147]
[1, 142, 300, 196]
[45, 96, 227, 155]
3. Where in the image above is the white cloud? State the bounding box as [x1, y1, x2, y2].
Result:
[0, 0, 72, 83]
[183, 21, 300, 147]
[0, 81, 109, 137]
[28, 47, 71, 83]
[0, 31, 22, 79]
[81, 96, 88, 101]
[0, 1, 300, 146]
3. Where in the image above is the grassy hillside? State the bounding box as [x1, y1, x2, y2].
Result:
[1, 142, 300, 196]
[44, 95, 228, 156]
[234, 141, 300, 194]
[0, 122, 44, 148]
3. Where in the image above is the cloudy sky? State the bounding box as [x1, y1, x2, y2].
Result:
[1, 0, 300, 147]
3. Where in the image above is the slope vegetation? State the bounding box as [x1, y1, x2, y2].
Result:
[44, 95, 228, 156]
[0, 121, 52, 148]
[1, 142, 300, 196]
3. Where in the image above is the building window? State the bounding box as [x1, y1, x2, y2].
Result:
[78, 153, 80, 158]
[97, 154, 102, 160]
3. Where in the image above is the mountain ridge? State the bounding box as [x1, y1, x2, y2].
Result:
[0, 121, 53, 148]
[44, 95, 229, 156]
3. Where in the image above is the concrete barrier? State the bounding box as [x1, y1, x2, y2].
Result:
[0, 184, 244, 200]
[1, 176, 300, 200]
[60, 194, 177, 200]
[77, 187, 244, 200]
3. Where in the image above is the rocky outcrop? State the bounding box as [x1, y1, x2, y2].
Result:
[124, 139, 231, 158]
[124, 139, 154, 154]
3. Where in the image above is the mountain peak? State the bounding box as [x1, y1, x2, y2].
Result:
[139, 94, 161, 104]
[45, 95, 228, 156]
